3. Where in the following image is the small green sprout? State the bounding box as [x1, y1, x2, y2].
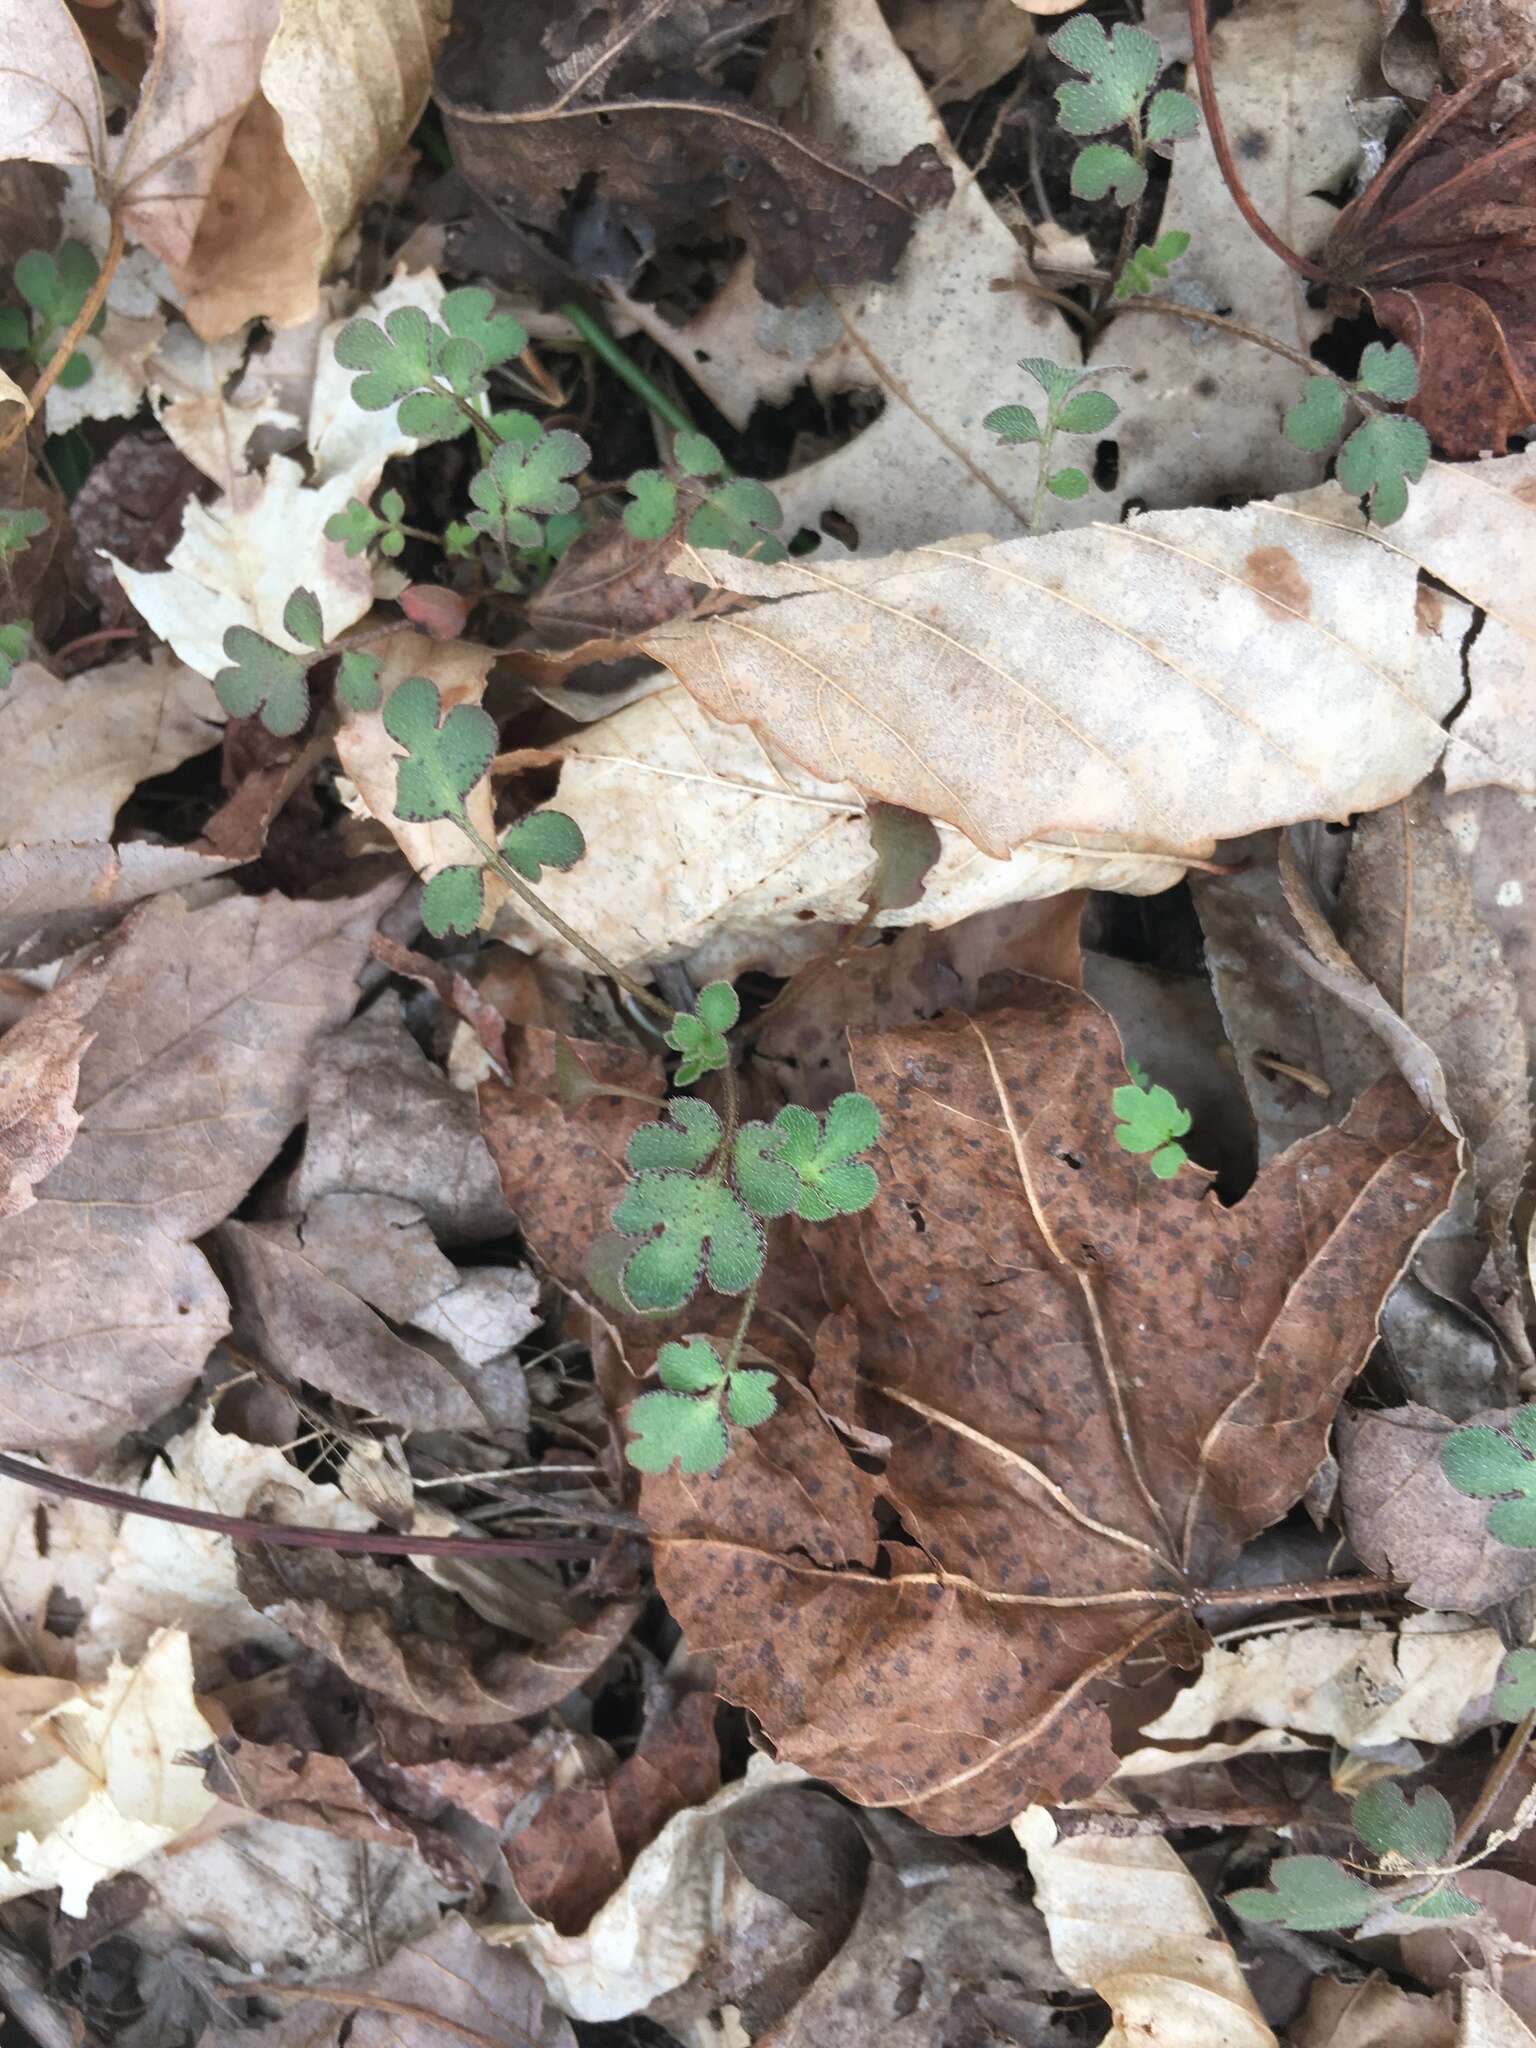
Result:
[0, 620, 30, 690]
[334, 291, 528, 445]
[1229, 1781, 1476, 1930]
[666, 981, 739, 1086]
[1114, 229, 1191, 300]
[622, 431, 786, 561]
[466, 418, 590, 551]
[1112, 1057, 1191, 1178]
[1283, 342, 1429, 527]
[0, 242, 105, 389]
[327, 487, 410, 559]
[626, 1337, 779, 1476]
[0, 507, 47, 560]
[734, 1094, 882, 1221]
[985, 358, 1118, 533]
[1442, 1407, 1536, 1547]
[1048, 18, 1197, 207]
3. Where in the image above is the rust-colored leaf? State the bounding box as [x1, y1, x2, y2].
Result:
[1326, 68, 1536, 456]
[642, 983, 1458, 1833]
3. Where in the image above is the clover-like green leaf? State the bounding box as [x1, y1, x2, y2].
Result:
[396, 389, 473, 443]
[1113, 229, 1191, 300]
[1495, 1648, 1536, 1720]
[675, 429, 724, 477]
[1019, 357, 1089, 406]
[325, 497, 387, 558]
[726, 1367, 778, 1427]
[420, 865, 486, 939]
[382, 675, 496, 822]
[984, 403, 1041, 444]
[665, 982, 738, 1087]
[336, 649, 381, 712]
[443, 520, 478, 559]
[1112, 1069, 1192, 1179]
[1336, 412, 1431, 528]
[628, 1098, 724, 1173]
[1284, 376, 1346, 453]
[1048, 466, 1090, 500]
[0, 506, 46, 559]
[686, 477, 785, 561]
[1049, 18, 1162, 135]
[15, 241, 101, 338]
[334, 307, 437, 409]
[0, 619, 30, 688]
[1144, 88, 1199, 144]
[613, 1172, 765, 1311]
[1228, 1856, 1381, 1932]
[499, 809, 586, 882]
[1056, 388, 1119, 435]
[623, 468, 679, 540]
[1443, 1408, 1536, 1546]
[282, 586, 324, 651]
[214, 625, 309, 736]
[657, 1337, 726, 1393]
[1356, 340, 1419, 403]
[1071, 142, 1146, 204]
[1400, 1885, 1480, 1920]
[440, 286, 527, 369]
[1353, 1783, 1454, 1870]
[467, 427, 589, 549]
[626, 1390, 730, 1474]
[734, 1091, 882, 1222]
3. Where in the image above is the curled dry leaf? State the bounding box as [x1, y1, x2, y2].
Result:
[1014, 1807, 1276, 2048]
[0, 841, 237, 974]
[328, 1914, 578, 2048]
[0, 880, 398, 1463]
[641, 496, 1457, 862]
[0, 953, 104, 1219]
[0, 1627, 224, 1916]
[512, 682, 1185, 982]
[1326, 69, 1536, 458]
[1290, 1971, 1455, 2048]
[641, 981, 1457, 1832]
[437, 0, 951, 309]
[1142, 1616, 1507, 1748]
[1337, 1402, 1536, 1613]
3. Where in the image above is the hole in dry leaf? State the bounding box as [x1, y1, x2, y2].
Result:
[32, 1504, 48, 1557]
[820, 508, 859, 549]
[1093, 441, 1119, 492]
[904, 1200, 927, 1234]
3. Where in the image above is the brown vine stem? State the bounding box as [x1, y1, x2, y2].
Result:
[1107, 296, 1324, 379]
[1191, 1573, 1402, 1610]
[1187, 0, 1329, 284]
[0, 211, 125, 458]
[0, 1451, 602, 1560]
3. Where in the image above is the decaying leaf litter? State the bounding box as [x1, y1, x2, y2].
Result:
[0, 0, 1535, 2041]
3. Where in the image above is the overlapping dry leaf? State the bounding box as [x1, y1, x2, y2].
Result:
[0, 880, 397, 1462]
[633, 982, 1456, 1831]
[642, 496, 1456, 861]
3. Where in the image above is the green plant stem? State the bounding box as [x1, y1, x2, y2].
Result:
[723, 1271, 761, 1375]
[455, 814, 674, 1022]
[1092, 116, 1144, 319]
[559, 298, 732, 473]
[449, 388, 506, 448]
[399, 523, 445, 547]
[1030, 420, 1060, 537]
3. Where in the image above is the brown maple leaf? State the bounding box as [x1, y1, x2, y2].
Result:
[638, 983, 1457, 1833]
[1325, 68, 1536, 457]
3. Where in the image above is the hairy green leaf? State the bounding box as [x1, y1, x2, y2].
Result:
[1049, 18, 1162, 134]
[1228, 1857, 1381, 1932]
[0, 506, 46, 558]
[675, 429, 724, 478]
[623, 468, 678, 540]
[440, 286, 527, 369]
[734, 1091, 882, 1222]
[1113, 229, 1191, 300]
[1144, 88, 1199, 144]
[983, 403, 1041, 445]
[15, 241, 101, 337]
[467, 427, 589, 550]
[1019, 357, 1088, 405]
[1057, 389, 1118, 434]
[627, 1097, 723, 1173]
[658, 1337, 726, 1393]
[1353, 1783, 1454, 1869]
[1443, 1409, 1536, 1546]
[1047, 466, 1090, 500]
[1336, 412, 1431, 528]
[626, 1390, 730, 1474]
[335, 307, 436, 409]
[1495, 1648, 1536, 1720]
[1400, 1885, 1479, 1920]
[1071, 142, 1146, 205]
[283, 586, 324, 650]
[613, 1172, 765, 1311]
[214, 625, 309, 737]
[382, 675, 496, 822]
[726, 1368, 778, 1428]
[1112, 1070, 1191, 1179]
[1284, 376, 1346, 453]
[325, 497, 387, 557]
[1356, 340, 1419, 403]
[666, 982, 738, 1087]
[686, 477, 785, 562]
[420, 865, 486, 938]
[336, 650, 381, 712]
[499, 809, 586, 882]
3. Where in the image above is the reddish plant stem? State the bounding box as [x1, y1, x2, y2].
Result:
[1192, 1573, 1400, 1609]
[0, 214, 126, 458]
[0, 1451, 602, 1559]
[1187, 0, 1330, 284]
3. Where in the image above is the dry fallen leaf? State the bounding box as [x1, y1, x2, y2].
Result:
[1014, 1806, 1277, 2048]
[511, 681, 1188, 980]
[1142, 1616, 1506, 1748]
[0, 954, 105, 1219]
[641, 497, 1456, 861]
[0, 652, 222, 845]
[0, 840, 237, 974]
[0, 879, 398, 1462]
[638, 982, 1456, 1832]
[1290, 1971, 1455, 2048]
[333, 1913, 578, 2048]
[0, 1627, 225, 1916]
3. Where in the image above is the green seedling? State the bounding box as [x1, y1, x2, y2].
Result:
[1284, 342, 1429, 526]
[0, 241, 105, 389]
[1048, 17, 1198, 207]
[985, 357, 1118, 531]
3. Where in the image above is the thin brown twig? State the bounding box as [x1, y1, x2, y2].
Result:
[0, 212, 125, 457]
[1192, 1573, 1402, 1610]
[0, 1451, 601, 1559]
[1453, 1709, 1536, 1860]
[1187, 0, 1328, 283]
